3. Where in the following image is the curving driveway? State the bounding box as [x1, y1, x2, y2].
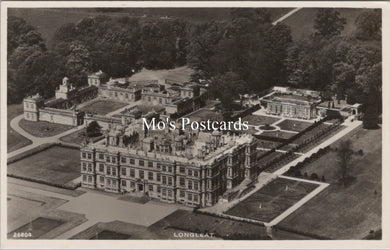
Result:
[7, 115, 85, 159]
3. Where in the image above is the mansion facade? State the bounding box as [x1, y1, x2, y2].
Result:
[261, 87, 322, 120]
[23, 77, 98, 126]
[80, 123, 257, 207]
[260, 86, 362, 120]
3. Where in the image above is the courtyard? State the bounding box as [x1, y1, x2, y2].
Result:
[8, 145, 80, 187]
[225, 178, 318, 223]
[79, 99, 129, 115]
[186, 109, 224, 122]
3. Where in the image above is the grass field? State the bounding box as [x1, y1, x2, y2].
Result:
[9, 8, 292, 49]
[226, 178, 318, 222]
[72, 221, 163, 240]
[7, 104, 32, 153]
[90, 230, 131, 240]
[187, 109, 224, 122]
[152, 209, 270, 240]
[283, 8, 367, 41]
[80, 100, 128, 115]
[243, 115, 281, 126]
[8, 217, 63, 239]
[129, 66, 193, 83]
[277, 119, 312, 132]
[260, 130, 296, 140]
[8, 145, 81, 186]
[279, 127, 382, 239]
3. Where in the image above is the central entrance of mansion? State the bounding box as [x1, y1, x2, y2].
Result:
[137, 183, 144, 192]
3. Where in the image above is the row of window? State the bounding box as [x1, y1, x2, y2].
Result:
[143, 95, 170, 105]
[87, 153, 205, 177]
[26, 113, 35, 120]
[25, 102, 35, 109]
[108, 91, 135, 99]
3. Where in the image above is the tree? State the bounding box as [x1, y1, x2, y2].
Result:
[209, 72, 246, 111]
[337, 140, 353, 186]
[314, 9, 346, 38]
[355, 9, 381, 41]
[86, 121, 102, 137]
[363, 105, 379, 129]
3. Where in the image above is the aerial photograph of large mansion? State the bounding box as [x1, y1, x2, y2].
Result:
[4, 5, 383, 245]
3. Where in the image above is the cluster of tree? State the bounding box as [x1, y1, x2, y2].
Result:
[8, 16, 64, 103]
[187, 9, 292, 104]
[8, 8, 382, 120]
[8, 15, 188, 103]
[286, 9, 381, 127]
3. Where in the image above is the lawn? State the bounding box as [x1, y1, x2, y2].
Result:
[7, 104, 32, 153]
[129, 66, 193, 84]
[283, 8, 367, 41]
[90, 230, 131, 240]
[80, 100, 128, 115]
[8, 217, 63, 239]
[9, 8, 292, 49]
[59, 129, 103, 145]
[19, 119, 74, 137]
[8, 145, 81, 186]
[277, 119, 312, 132]
[225, 178, 318, 223]
[242, 115, 280, 126]
[186, 109, 224, 122]
[259, 130, 296, 140]
[72, 221, 163, 240]
[279, 127, 382, 239]
[152, 209, 270, 240]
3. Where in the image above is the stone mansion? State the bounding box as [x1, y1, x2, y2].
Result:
[81, 121, 257, 207]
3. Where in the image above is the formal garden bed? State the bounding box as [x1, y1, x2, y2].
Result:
[225, 178, 318, 223]
[277, 119, 313, 132]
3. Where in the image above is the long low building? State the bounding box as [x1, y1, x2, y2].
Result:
[23, 77, 98, 126]
[261, 86, 322, 120]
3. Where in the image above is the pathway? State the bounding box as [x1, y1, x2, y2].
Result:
[7, 115, 85, 159]
[9, 181, 177, 239]
[272, 8, 303, 25]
